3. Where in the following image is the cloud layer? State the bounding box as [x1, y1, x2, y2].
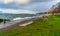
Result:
[0, 0, 59, 12]
[0, 9, 37, 14]
[0, 0, 57, 4]
[0, 0, 31, 4]
[4, 0, 13, 4]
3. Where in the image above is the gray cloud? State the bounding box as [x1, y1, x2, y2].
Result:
[32, 0, 56, 2]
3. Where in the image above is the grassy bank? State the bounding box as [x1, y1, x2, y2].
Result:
[0, 15, 60, 36]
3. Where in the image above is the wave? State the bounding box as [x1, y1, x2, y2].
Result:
[12, 15, 41, 21]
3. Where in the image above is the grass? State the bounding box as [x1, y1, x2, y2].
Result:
[0, 15, 60, 36]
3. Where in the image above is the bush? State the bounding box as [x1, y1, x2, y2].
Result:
[0, 19, 3, 22]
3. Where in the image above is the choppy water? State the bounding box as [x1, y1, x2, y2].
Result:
[0, 14, 40, 20]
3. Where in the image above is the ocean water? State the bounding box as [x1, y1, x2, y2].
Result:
[0, 14, 40, 20]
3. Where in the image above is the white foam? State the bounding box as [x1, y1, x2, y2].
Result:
[12, 17, 24, 21]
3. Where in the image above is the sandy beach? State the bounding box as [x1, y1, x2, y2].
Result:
[0, 18, 34, 31]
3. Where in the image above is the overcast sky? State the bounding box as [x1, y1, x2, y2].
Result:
[0, 0, 59, 14]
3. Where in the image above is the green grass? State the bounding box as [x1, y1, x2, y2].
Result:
[0, 15, 60, 36]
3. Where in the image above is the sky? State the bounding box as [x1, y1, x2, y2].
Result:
[0, 0, 60, 14]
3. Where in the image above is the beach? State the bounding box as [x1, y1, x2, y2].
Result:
[0, 18, 34, 31]
[0, 14, 48, 31]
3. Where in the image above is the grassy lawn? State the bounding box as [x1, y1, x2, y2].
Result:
[0, 15, 60, 36]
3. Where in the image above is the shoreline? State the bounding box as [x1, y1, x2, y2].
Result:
[0, 14, 48, 31]
[0, 18, 35, 31]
